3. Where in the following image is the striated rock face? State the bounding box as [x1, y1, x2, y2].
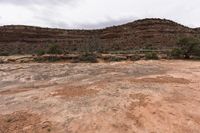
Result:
[0, 18, 199, 54]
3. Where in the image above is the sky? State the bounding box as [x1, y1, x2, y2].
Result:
[0, 0, 199, 29]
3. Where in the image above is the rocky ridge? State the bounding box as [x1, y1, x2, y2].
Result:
[0, 18, 199, 55]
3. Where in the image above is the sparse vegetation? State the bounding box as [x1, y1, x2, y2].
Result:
[169, 37, 200, 59]
[0, 51, 9, 56]
[104, 56, 127, 62]
[47, 44, 62, 55]
[192, 43, 200, 58]
[170, 48, 183, 59]
[75, 35, 101, 63]
[36, 49, 46, 56]
[77, 53, 98, 63]
[176, 37, 200, 59]
[34, 55, 63, 62]
[130, 54, 142, 61]
[145, 52, 159, 60]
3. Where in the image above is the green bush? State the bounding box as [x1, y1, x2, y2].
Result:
[192, 44, 200, 57]
[170, 48, 183, 58]
[145, 52, 159, 60]
[0, 51, 9, 56]
[177, 37, 200, 59]
[36, 49, 45, 56]
[47, 44, 62, 54]
[77, 53, 98, 63]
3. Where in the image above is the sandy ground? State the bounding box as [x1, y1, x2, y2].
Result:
[0, 60, 200, 133]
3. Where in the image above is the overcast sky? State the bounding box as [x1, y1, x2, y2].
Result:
[0, 0, 199, 29]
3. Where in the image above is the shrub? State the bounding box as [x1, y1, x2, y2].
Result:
[145, 52, 159, 60]
[170, 48, 183, 58]
[47, 44, 62, 54]
[77, 53, 98, 63]
[0, 51, 9, 56]
[192, 44, 200, 58]
[130, 55, 141, 61]
[177, 37, 200, 59]
[34, 56, 62, 62]
[46, 56, 62, 62]
[106, 56, 127, 62]
[36, 49, 45, 56]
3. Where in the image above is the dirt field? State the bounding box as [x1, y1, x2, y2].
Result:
[0, 60, 200, 133]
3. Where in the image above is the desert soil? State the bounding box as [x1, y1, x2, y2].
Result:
[0, 60, 200, 133]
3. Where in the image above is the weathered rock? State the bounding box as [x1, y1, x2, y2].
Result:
[0, 18, 199, 55]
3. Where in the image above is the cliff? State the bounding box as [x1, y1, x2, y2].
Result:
[0, 18, 199, 54]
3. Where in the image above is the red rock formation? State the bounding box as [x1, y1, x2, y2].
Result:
[0, 18, 199, 54]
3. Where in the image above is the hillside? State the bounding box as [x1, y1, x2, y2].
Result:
[0, 18, 199, 55]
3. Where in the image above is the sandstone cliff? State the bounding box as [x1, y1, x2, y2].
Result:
[0, 18, 199, 55]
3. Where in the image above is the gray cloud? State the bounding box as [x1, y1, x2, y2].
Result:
[77, 17, 139, 29]
[33, 13, 138, 29]
[33, 14, 70, 29]
[0, 0, 199, 29]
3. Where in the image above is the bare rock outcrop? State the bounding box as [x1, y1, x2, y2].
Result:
[0, 18, 199, 55]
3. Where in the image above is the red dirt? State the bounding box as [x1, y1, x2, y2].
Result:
[0, 88, 30, 95]
[0, 111, 54, 133]
[0, 60, 200, 133]
[51, 85, 98, 99]
[129, 76, 191, 84]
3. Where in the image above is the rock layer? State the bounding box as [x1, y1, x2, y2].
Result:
[0, 18, 199, 54]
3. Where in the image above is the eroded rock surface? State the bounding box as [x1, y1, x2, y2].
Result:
[0, 18, 200, 54]
[0, 60, 200, 133]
